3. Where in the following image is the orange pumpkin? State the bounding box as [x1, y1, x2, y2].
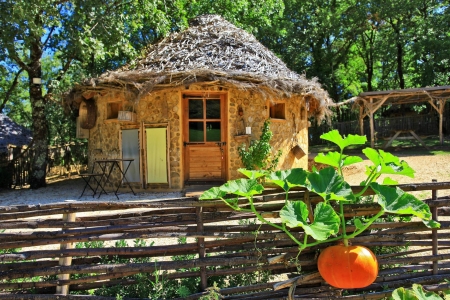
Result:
[317, 244, 378, 289]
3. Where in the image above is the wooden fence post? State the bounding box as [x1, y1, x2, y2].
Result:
[431, 179, 439, 275]
[196, 206, 208, 291]
[56, 212, 76, 295]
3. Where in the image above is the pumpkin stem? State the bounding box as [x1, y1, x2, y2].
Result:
[339, 200, 347, 241]
[343, 238, 349, 247]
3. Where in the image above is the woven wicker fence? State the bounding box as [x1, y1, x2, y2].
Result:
[0, 181, 449, 299]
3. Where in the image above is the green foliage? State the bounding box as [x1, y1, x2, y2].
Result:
[201, 129, 440, 252]
[238, 119, 282, 171]
[75, 240, 105, 249]
[199, 282, 222, 300]
[0, 242, 21, 254]
[253, 0, 450, 116]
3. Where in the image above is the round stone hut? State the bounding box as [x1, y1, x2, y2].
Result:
[66, 14, 332, 190]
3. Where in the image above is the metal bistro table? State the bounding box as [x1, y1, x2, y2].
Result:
[93, 158, 136, 199]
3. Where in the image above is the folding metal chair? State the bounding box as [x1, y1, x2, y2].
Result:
[79, 173, 106, 198]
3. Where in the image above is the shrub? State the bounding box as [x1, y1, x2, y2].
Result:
[238, 119, 282, 172]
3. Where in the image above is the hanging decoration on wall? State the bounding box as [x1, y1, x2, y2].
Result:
[79, 99, 97, 129]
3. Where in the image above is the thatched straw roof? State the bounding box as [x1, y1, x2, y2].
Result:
[66, 14, 332, 120]
[0, 114, 32, 153]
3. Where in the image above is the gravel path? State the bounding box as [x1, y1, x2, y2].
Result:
[0, 176, 183, 207]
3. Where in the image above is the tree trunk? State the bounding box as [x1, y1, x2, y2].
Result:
[396, 40, 405, 89]
[28, 40, 49, 189]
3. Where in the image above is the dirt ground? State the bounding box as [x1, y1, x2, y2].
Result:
[1, 150, 450, 206]
[339, 151, 450, 199]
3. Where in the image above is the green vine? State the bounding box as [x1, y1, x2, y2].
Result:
[201, 130, 440, 254]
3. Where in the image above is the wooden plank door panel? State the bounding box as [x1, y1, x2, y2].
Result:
[146, 128, 168, 183]
[188, 146, 222, 180]
[121, 129, 140, 182]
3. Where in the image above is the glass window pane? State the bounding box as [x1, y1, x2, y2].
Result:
[189, 122, 204, 142]
[206, 99, 221, 119]
[189, 100, 203, 119]
[206, 122, 221, 141]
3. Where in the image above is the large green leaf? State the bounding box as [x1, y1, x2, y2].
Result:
[307, 202, 341, 240]
[314, 151, 363, 169]
[266, 168, 308, 191]
[279, 201, 309, 228]
[342, 155, 364, 167]
[308, 167, 354, 202]
[199, 187, 227, 200]
[391, 287, 417, 300]
[383, 177, 399, 185]
[363, 148, 415, 178]
[320, 130, 367, 151]
[363, 147, 381, 166]
[238, 169, 267, 179]
[371, 183, 440, 228]
[391, 284, 445, 300]
[412, 284, 443, 300]
[219, 179, 265, 197]
[314, 152, 341, 168]
[280, 201, 340, 241]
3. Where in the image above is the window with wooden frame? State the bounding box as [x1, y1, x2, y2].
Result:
[106, 101, 123, 120]
[269, 101, 286, 120]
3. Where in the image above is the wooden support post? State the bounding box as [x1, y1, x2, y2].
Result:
[56, 212, 76, 295]
[431, 179, 439, 275]
[369, 98, 375, 148]
[359, 105, 364, 136]
[196, 206, 208, 291]
[439, 100, 445, 145]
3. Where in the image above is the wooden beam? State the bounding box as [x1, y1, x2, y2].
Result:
[370, 95, 390, 114]
[369, 98, 375, 148]
[438, 100, 445, 145]
[359, 105, 364, 136]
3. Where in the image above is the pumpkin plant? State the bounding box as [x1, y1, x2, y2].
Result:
[200, 130, 440, 289]
[391, 283, 450, 300]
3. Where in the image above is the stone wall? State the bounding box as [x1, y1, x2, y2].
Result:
[227, 90, 309, 179]
[87, 86, 309, 191]
[137, 89, 182, 188]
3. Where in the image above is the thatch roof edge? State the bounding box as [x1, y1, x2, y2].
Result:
[66, 68, 332, 121]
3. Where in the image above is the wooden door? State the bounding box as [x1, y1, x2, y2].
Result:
[183, 95, 227, 183]
[121, 129, 140, 182]
[146, 127, 168, 183]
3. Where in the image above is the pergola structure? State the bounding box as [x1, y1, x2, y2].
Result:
[350, 86, 450, 147]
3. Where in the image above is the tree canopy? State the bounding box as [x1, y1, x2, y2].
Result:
[256, 0, 449, 104]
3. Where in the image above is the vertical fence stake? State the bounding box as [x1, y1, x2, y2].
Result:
[196, 206, 208, 291]
[304, 190, 314, 223]
[431, 179, 439, 275]
[56, 212, 76, 295]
